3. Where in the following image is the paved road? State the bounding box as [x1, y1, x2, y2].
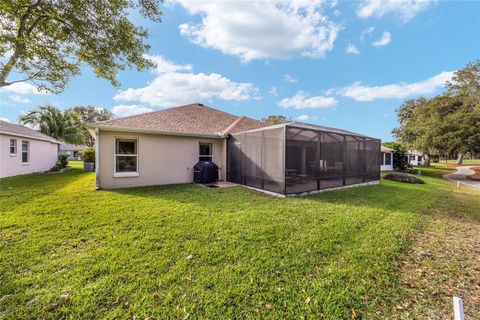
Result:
[443, 166, 480, 189]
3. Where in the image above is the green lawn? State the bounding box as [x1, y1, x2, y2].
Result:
[67, 160, 83, 169]
[1, 167, 478, 318]
[441, 159, 480, 165]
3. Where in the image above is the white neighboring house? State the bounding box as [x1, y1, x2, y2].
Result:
[405, 150, 425, 166]
[380, 146, 394, 171]
[59, 142, 87, 160]
[0, 120, 61, 178]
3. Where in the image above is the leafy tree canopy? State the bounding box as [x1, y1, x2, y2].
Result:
[69, 106, 113, 146]
[19, 104, 85, 145]
[0, 0, 162, 93]
[262, 115, 290, 125]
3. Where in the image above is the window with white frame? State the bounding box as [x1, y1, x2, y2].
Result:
[115, 138, 138, 173]
[22, 141, 29, 163]
[10, 139, 17, 155]
[199, 142, 213, 161]
[385, 152, 392, 165]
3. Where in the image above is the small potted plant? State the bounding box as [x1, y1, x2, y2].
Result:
[80, 147, 95, 172]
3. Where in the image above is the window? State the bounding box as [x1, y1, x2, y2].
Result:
[115, 138, 138, 174]
[418, 156, 422, 162]
[22, 141, 29, 163]
[199, 143, 213, 161]
[385, 152, 392, 165]
[10, 139, 17, 155]
[380, 152, 385, 165]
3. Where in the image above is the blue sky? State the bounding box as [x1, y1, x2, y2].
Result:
[1, 0, 479, 141]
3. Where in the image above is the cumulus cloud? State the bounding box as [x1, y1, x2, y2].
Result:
[111, 105, 154, 117]
[339, 71, 453, 101]
[296, 114, 309, 121]
[346, 43, 360, 54]
[372, 32, 391, 47]
[114, 55, 257, 107]
[357, 0, 434, 21]
[360, 26, 375, 41]
[283, 74, 298, 83]
[177, 1, 341, 62]
[279, 91, 338, 109]
[10, 95, 31, 104]
[0, 117, 11, 122]
[0, 82, 48, 95]
[145, 54, 192, 73]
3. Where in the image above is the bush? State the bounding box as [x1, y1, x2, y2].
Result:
[58, 154, 69, 168]
[50, 162, 63, 172]
[384, 173, 425, 184]
[80, 147, 95, 163]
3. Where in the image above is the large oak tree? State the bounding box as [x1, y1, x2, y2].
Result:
[0, 0, 162, 93]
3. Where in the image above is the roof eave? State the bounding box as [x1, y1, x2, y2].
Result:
[91, 125, 227, 139]
[0, 130, 61, 144]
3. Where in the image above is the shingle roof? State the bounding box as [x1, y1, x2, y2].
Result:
[0, 120, 60, 143]
[92, 103, 269, 136]
[60, 142, 87, 151]
[381, 145, 394, 152]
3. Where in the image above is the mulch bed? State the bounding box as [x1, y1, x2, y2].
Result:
[467, 166, 480, 182]
[384, 173, 425, 184]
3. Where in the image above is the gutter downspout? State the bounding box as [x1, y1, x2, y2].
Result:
[95, 128, 100, 190]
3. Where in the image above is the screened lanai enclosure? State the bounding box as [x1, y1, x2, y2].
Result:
[227, 122, 381, 195]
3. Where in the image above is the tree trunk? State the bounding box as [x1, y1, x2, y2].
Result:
[424, 154, 430, 166]
[456, 153, 463, 165]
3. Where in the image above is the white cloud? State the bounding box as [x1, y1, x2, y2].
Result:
[346, 43, 360, 55]
[0, 117, 11, 123]
[10, 95, 31, 104]
[360, 26, 375, 41]
[296, 114, 309, 121]
[114, 55, 256, 107]
[283, 74, 298, 83]
[357, 0, 434, 21]
[145, 54, 192, 73]
[111, 105, 154, 117]
[279, 91, 338, 109]
[339, 71, 453, 101]
[372, 32, 391, 47]
[269, 86, 278, 97]
[177, 1, 341, 62]
[0, 82, 48, 95]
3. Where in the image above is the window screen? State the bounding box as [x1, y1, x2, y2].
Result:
[10, 139, 16, 154]
[199, 143, 213, 161]
[21, 141, 29, 163]
[115, 138, 138, 172]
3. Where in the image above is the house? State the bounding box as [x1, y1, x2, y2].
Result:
[59, 142, 87, 160]
[0, 120, 60, 178]
[380, 145, 394, 171]
[405, 150, 425, 166]
[89, 103, 381, 196]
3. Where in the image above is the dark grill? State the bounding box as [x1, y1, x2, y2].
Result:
[193, 161, 219, 184]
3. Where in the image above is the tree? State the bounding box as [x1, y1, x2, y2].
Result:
[70, 106, 113, 146]
[71, 106, 113, 123]
[19, 105, 85, 145]
[262, 115, 290, 125]
[0, 0, 162, 93]
[393, 60, 480, 165]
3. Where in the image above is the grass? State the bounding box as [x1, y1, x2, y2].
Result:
[67, 160, 83, 169]
[0, 167, 478, 319]
[440, 159, 480, 165]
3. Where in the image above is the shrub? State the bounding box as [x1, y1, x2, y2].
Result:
[58, 154, 69, 168]
[50, 162, 63, 172]
[80, 147, 95, 163]
[384, 173, 425, 184]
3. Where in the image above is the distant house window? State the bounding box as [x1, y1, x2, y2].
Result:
[380, 152, 385, 165]
[115, 138, 138, 173]
[418, 156, 422, 162]
[10, 139, 17, 154]
[199, 143, 213, 161]
[385, 153, 392, 165]
[22, 141, 29, 163]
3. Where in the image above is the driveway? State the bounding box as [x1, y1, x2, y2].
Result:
[443, 166, 480, 189]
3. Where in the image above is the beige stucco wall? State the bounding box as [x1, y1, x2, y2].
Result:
[0, 133, 58, 178]
[97, 130, 227, 189]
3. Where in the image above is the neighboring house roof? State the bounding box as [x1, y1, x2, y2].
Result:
[381, 146, 394, 152]
[90, 103, 269, 137]
[0, 120, 61, 144]
[60, 142, 87, 152]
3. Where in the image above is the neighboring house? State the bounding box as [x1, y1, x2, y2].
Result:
[0, 120, 60, 178]
[89, 103, 381, 196]
[405, 150, 425, 166]
[380, 146, 394, 171]
[59, 142, 87, 160]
